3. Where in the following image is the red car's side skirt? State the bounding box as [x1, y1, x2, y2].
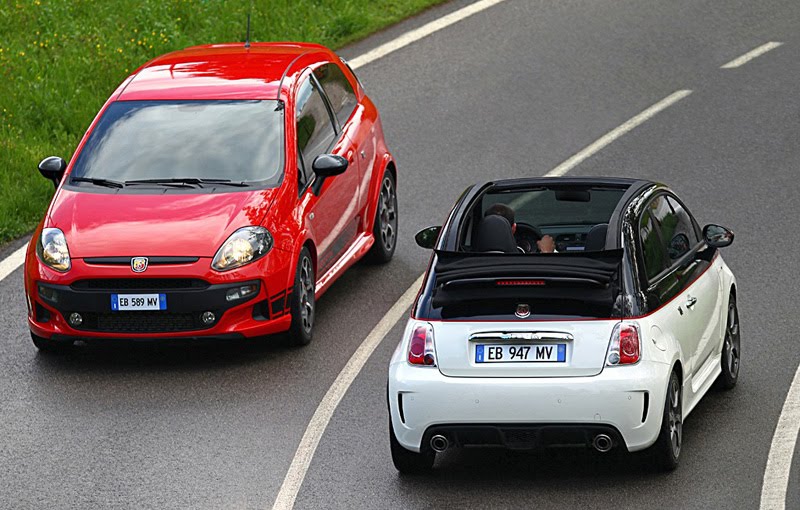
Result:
[315, 233, 374, 299]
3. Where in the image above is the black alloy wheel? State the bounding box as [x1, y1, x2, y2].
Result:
[649, 369, 682, 471]
[717, 294, 741, 390]
[288, 248, 315, 346]
[366, 170, 398, 263]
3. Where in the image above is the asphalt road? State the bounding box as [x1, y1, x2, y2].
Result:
[1, 0, 799, 508]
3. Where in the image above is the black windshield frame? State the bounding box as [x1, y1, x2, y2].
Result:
[67, 99, 285, 193]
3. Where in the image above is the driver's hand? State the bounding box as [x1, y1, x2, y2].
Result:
[537, 235, 556, 253]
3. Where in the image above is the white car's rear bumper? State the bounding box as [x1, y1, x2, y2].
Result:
[388, 360, 672, 453]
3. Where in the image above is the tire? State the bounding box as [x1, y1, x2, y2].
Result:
[715, 294, 740, 390]
[365, 170, 398, 264]
[389, 419, 435, 474]
[30, 333, 73, 354]
[648, 370, 682, 471]
[287, 247, 315, 347]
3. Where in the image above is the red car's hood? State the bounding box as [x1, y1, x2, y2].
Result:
[49, 188, 277, 258]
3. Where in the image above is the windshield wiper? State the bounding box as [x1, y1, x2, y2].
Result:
[70, 177, 125, 189]
[124, 178, 249, 188]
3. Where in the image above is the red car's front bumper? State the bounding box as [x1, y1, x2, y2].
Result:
[25, 254, 294, 341]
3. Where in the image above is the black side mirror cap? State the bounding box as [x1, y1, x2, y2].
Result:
[703, 224, 734, 248]
[312, 154, 348, 178]
[38, 156, 67, 189]
[415, 226, 442, 249]
[311, 154, 348, 195]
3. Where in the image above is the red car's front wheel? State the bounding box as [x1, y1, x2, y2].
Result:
[287, 247, 315, 346]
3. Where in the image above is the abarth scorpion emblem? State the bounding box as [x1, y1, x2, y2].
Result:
[515, 304, 531, 319]
[131, 257, 149, 273]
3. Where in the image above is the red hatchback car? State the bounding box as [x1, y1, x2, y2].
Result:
[25, 42, 398, 351]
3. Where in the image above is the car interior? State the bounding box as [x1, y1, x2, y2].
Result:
[460, 186, 629, 254]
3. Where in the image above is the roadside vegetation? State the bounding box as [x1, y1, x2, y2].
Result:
[0, 0, 444, 244]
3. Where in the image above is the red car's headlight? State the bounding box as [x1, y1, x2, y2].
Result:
[212, 226, 273, 271]
[36, 228, 71, 272]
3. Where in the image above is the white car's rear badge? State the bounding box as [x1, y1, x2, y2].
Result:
[515, 304, 531, 318]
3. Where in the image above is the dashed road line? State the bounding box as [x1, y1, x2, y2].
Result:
[721, 42, 783, 69]
[544, 89, 693, 178]
[760, 361, 800, 510]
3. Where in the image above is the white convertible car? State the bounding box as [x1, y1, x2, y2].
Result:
[388, 177, 738, 473]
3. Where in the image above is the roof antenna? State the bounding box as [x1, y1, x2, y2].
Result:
[244, 13, 251, 49]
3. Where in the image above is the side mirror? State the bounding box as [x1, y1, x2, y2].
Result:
[38, 156, 67, 189]
[415, 226, 442, 249]
[311, 154, 348, 195]
[703, 224, 734, 248]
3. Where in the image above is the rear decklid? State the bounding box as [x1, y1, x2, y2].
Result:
[422, 249, 624, 377]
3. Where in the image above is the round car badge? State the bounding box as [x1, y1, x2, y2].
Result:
[515, 303, 531, 319]
[131, 257, 149, 273]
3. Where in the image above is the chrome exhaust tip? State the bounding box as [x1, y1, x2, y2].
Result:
[592, 433, 613, 453]
[430, 434, 449, 453]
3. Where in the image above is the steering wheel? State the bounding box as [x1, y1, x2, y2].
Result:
[514, 222, 544, 253]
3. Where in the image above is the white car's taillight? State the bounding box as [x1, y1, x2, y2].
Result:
[407, 322, 436, 366]
[606, 322, 641, 366]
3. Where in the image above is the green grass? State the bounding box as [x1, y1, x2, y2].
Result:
[0, 0, 445, 244]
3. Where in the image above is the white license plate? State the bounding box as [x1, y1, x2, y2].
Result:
[111, 293, 166, 311]
[475, 343, 566, 363]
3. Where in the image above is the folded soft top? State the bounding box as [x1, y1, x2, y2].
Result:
[430, 249, 623, 311]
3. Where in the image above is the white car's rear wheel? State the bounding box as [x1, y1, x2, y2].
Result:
[389, 419, 434, 474]
[648, 369, 682, 471]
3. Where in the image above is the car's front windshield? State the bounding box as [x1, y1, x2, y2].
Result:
[483, 188, 627, 226]
[70, 100, 284, 189]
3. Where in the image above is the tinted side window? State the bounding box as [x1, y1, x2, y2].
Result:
[640, 207, 667, 280]
[650, 195, 697, 261]
[296, 76, 337, 188]
[665, 196, 698, 259]
[314, 63, 358, 128]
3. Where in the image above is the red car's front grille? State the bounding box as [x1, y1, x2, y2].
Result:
[71, 279, 208, 291]
[75, 311, 209, 333]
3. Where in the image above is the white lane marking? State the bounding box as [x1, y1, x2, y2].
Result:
[509, 89, 692, 211]
[348, 0, 509, 70]
[272, 86, 695, 507]
[0, 244, 27, 283]
[544, 89, 692, 177]
[271, 274, 424, 510]
[760, 362, 800, 510]
[721, 42, 783, 69]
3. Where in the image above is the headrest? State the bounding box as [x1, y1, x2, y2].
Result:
[473, 215, 518, 253]
[584, 223, 609, 251]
